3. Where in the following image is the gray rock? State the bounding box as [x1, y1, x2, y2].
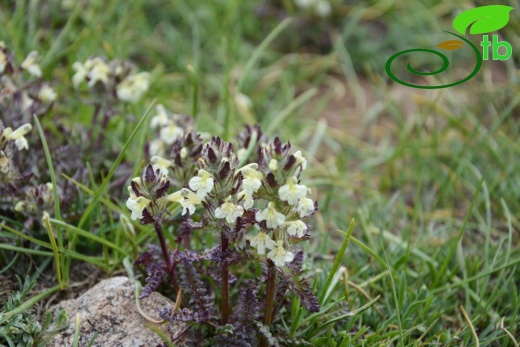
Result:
[48, 276, 180, 347]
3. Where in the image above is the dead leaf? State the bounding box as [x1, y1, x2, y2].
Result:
[437, 40, 465, 50]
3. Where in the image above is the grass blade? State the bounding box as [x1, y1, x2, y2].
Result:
[320, 218, 355, 304]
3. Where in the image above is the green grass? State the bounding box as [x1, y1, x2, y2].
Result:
[1, 0, 519, 345]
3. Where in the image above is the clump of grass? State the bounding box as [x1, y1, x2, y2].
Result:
[0, 276, 68, 347]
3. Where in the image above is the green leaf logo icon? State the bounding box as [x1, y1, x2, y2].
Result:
[453, 5, 514, 35]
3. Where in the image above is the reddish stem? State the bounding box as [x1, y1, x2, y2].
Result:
[221, 232, 230, 325]
[153, 221, 178, 291]
[261, 262, 277, 347]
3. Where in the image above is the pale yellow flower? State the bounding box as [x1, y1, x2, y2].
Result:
[87, 58, 110, 87]
[255, 202, 285, 229]
[0, 50, 7, 74]
[250, 231, 276, 255]
[285, 220, 307, 238]
[150, 156, 173, 176]
[150, 104, 170, 129]
[188, 169, 214, 199]
[21, 51, 41, 77]
[72, 61, 88, 88]
[3, 123, 32, 151]
[278, 176, 307, 206]
[296, 197, 314, 218]
[267, 240, 294, 267]
[166, 188, 202, 216]
[38, 85, 57, 103]
[215, 200, 244, 224]
[116, 72, 150, 102]
[21, 92, 34, 112]
[239, 163, 263, 196]
[15, 201, 26, 212]
[148, 138, 166, 157]
[293, 150, 307, 170]
[126, 195, 151, 220]
[160, 122, 183, 145]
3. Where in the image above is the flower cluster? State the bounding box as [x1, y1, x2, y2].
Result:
[126, 164, 171, 223]
[72, 56, 150, 103]
[129, 132, 316, 268]
[14, 182, 55, 218]
[0, 42, 57, 121]
[0, 121, 33, 185]
[245, 138, 315, 267]
[148, 104, 195, 158]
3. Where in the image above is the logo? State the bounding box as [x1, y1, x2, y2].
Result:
[385, 5, 515, 89]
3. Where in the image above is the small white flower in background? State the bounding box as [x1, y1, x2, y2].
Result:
[21, 51, 41, 77]
[116, 72, 150, 102]
[126, 195, 151, 220]
[160, 122, 184, 145]
[150, 156, 173, 175]
[215, 199, 244, 223]
[189, 169, 214, 199]
[286, 220, 307, 238]
[148, 138, 166, 157]
[14, 201, 26, 212]
[269, 159, 278, 172]
[150, 104, 170, 129]
[234, 92, 254, 122]
[278, 176, 308, 206]
[267, 240, 294, 267]
[293, 150, 307, 170]
[256, 202, 286, 229]
[38, 84, 57, 103]
[21, 92, 33, 112]
[0, 50, 7, 74]
[236, 148, 247, 162]
[250, 231, 276, 255]
[315, 0, 332, 17]
[295, 0, 314, 8]
[166, 188, 202, 216]
[87, 58, 110, 87]
[72, 61, 88, 88]
[3, 123, 32, 151]
[120, 214, 135, 237]
[294, 0, 331, 17]
[296, 197, 314, 218]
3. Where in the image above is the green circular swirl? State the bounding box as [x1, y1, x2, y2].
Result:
[385, 31, 483, 89]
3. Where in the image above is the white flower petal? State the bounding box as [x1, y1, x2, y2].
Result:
[297, 198, 314, 218]
[255, 202, 285, 229]
[286, 220, 307, 238]
[267, 240, 294, 267]
[21, 51, 41, 77]
[215, 201, 244, 224]
[250, 231, 276, 255]
[278, 177, 307, 206]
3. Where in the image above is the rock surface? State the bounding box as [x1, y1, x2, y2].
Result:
[48, 276, 178, 347]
